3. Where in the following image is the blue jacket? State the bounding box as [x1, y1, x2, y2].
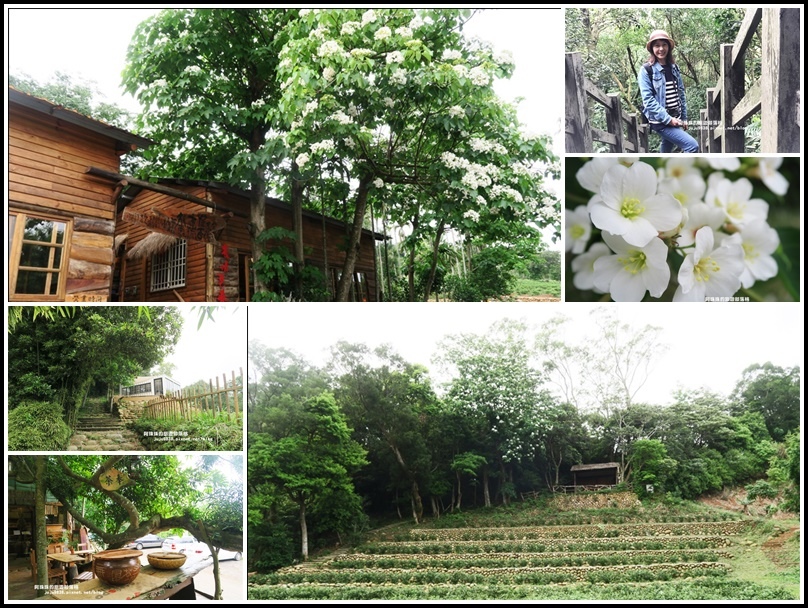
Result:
[638, 61, 687, 124]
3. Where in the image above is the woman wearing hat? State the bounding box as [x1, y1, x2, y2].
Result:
[638, 30, 699, 153]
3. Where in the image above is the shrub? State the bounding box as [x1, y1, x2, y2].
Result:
[8, 401, 71, 450]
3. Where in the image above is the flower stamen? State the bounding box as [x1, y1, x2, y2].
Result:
[620, 197, 645, 219]
[617, 251, 647, 275]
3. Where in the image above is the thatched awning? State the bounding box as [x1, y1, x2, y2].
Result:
[127, 232, 178, 260]
[570, 463, 620, 472]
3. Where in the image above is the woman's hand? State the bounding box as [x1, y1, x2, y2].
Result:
[669, 117, 686, 128]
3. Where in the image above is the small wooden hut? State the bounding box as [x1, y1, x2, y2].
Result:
[569, 462, 621, 490]
[91, 172, 385, 302]
[8, 87, 153, 302]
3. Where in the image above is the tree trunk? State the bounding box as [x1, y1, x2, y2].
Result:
[249, 128, 268, 295]
[499, 460, 510, 506]
[299, 499, 308, 561]
[455, 470, 463, 511]
[290, 173, 305, 300]
[482, 466, 491, 507]
[35, 456, 48, 597]
[336, 174, 374, 302]
[422, 220, 445, 302]
[407, 213, 419, 302]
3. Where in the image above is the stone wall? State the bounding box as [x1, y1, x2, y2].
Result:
[115, 396, 153, 423]
[551, 491, 641, 511]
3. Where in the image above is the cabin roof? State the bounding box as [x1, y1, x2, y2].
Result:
[8, 86, 153, 151]
[570, 463, 620, 472]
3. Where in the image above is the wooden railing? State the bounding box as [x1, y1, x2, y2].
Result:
[142, 369, 243, 421]
[553, 484, 617, 493]
[698, 8, 800, 153]
[565, 52, 649, 153]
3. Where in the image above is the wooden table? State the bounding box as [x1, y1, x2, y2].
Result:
[47, 553, 86, 565]
[47, 557, 213, 601]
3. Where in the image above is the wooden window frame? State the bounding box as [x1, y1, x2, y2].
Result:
[8, 210, 72, 302]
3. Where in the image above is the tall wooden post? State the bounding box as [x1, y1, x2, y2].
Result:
[605, 93, 624, 153]
[565, 52, 592, 152]
[721, 44, 745, 153]
[761, 8, 801, 152]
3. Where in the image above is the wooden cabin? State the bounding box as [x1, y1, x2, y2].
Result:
[8, 87, 152, 302]
[120, 375, 182, 397]
[101, 175, 384, 302]
[569, 463, 621, 490]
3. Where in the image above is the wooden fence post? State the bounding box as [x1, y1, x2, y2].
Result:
[626, 113, 640, 153]
[706, 88, 720, 152]
[565, 52, 592, 152]
[721, 44, 745, 153]
[605, 93, 624, 153]
[761, 8, 801, 152]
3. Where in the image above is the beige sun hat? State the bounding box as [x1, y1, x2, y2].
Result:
[646, 30, 675, 53]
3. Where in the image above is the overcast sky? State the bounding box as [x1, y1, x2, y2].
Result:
[248, 302, 803, 407]
[165, 305, 247, 389]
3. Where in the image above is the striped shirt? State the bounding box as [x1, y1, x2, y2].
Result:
[662, 64, 681, 119]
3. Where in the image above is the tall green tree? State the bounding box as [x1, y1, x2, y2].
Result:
[248, 393, 366, 560]
[123, 9, 300, 294]
[437, 318, 552, 506]
[331, 343, 437, 523]
[731, 363, 800, 442]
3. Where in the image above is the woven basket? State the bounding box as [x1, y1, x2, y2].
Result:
[147, 551, 187, 570]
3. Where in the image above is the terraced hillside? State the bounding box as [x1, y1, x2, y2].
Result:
[248, 495, 799, 600]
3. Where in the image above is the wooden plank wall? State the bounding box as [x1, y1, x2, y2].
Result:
[117, 187, 211, 302]
[118, 186, 379, 301]
[8, 105, 122, 300]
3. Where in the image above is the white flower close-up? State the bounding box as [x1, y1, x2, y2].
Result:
[565, 205, 592, 254]
[593, 232, 671, 301]
[674, 227, 744, 302]
[706, 177, 769, 228]
[756, 158, 789, 196]
[734, 220, 781, 288]
[571, 242, 611, 293]
[588, 162, 683, 247]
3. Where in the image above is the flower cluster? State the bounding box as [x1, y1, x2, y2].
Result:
[567, 158, 786, 302]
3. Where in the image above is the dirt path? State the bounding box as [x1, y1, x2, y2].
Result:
[761, 526, 800, 567]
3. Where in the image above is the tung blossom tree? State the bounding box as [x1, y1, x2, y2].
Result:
[278, 8, 558, 301]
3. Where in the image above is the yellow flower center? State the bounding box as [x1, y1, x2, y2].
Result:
[571, 225, 586, 239]
[674, 191, 687, 205]
[742, 242, 758, 261]
[726, 201, 745, 219]
[694, 256, 720, 282]
[621, 197, 645, 220]
[618, 251, 647, 275]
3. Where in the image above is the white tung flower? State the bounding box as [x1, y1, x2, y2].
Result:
[576, 157, 620, 194]
[735, 220, 780, 288]
[318, 40, 343, 57]
[386, 51, 404, 64]
[589, 162, 683, 248]
[464, 209, 480, 222]
[448, 105, 465, 118]
[361, 10, 377, 26]
[341, 21, 360, 36]
[677, 202, 726, 248]
[706, 177, 769, 228]
[757, 158, 789, 196]
[373, 177, 384, 188]
[322, 66, 336, 82]
[593, 232, 671, 301]
[469, 66, 490, 86]
[383, 97, 395, 108]
[442, 49, 462, 61]
[674, 226, 744, 302]
[565, 206, 592, 254]
[395, 26, 413, 38]
[571, 242, 611, 293]
[295, 152, 310, 168]
[374, 26, 392, 41]
[390, 69, 407, 85]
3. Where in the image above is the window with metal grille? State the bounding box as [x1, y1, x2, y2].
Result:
[151, 239, 187, 291]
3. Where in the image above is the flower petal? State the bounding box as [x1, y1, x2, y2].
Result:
[621, 217, 660, 247]
[609, 269, 648, 302]
[642, 194, 683, 232]
[599, 164, 629, 206]
[592, 255, 622, 293]
[622, 161, 658, 201]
